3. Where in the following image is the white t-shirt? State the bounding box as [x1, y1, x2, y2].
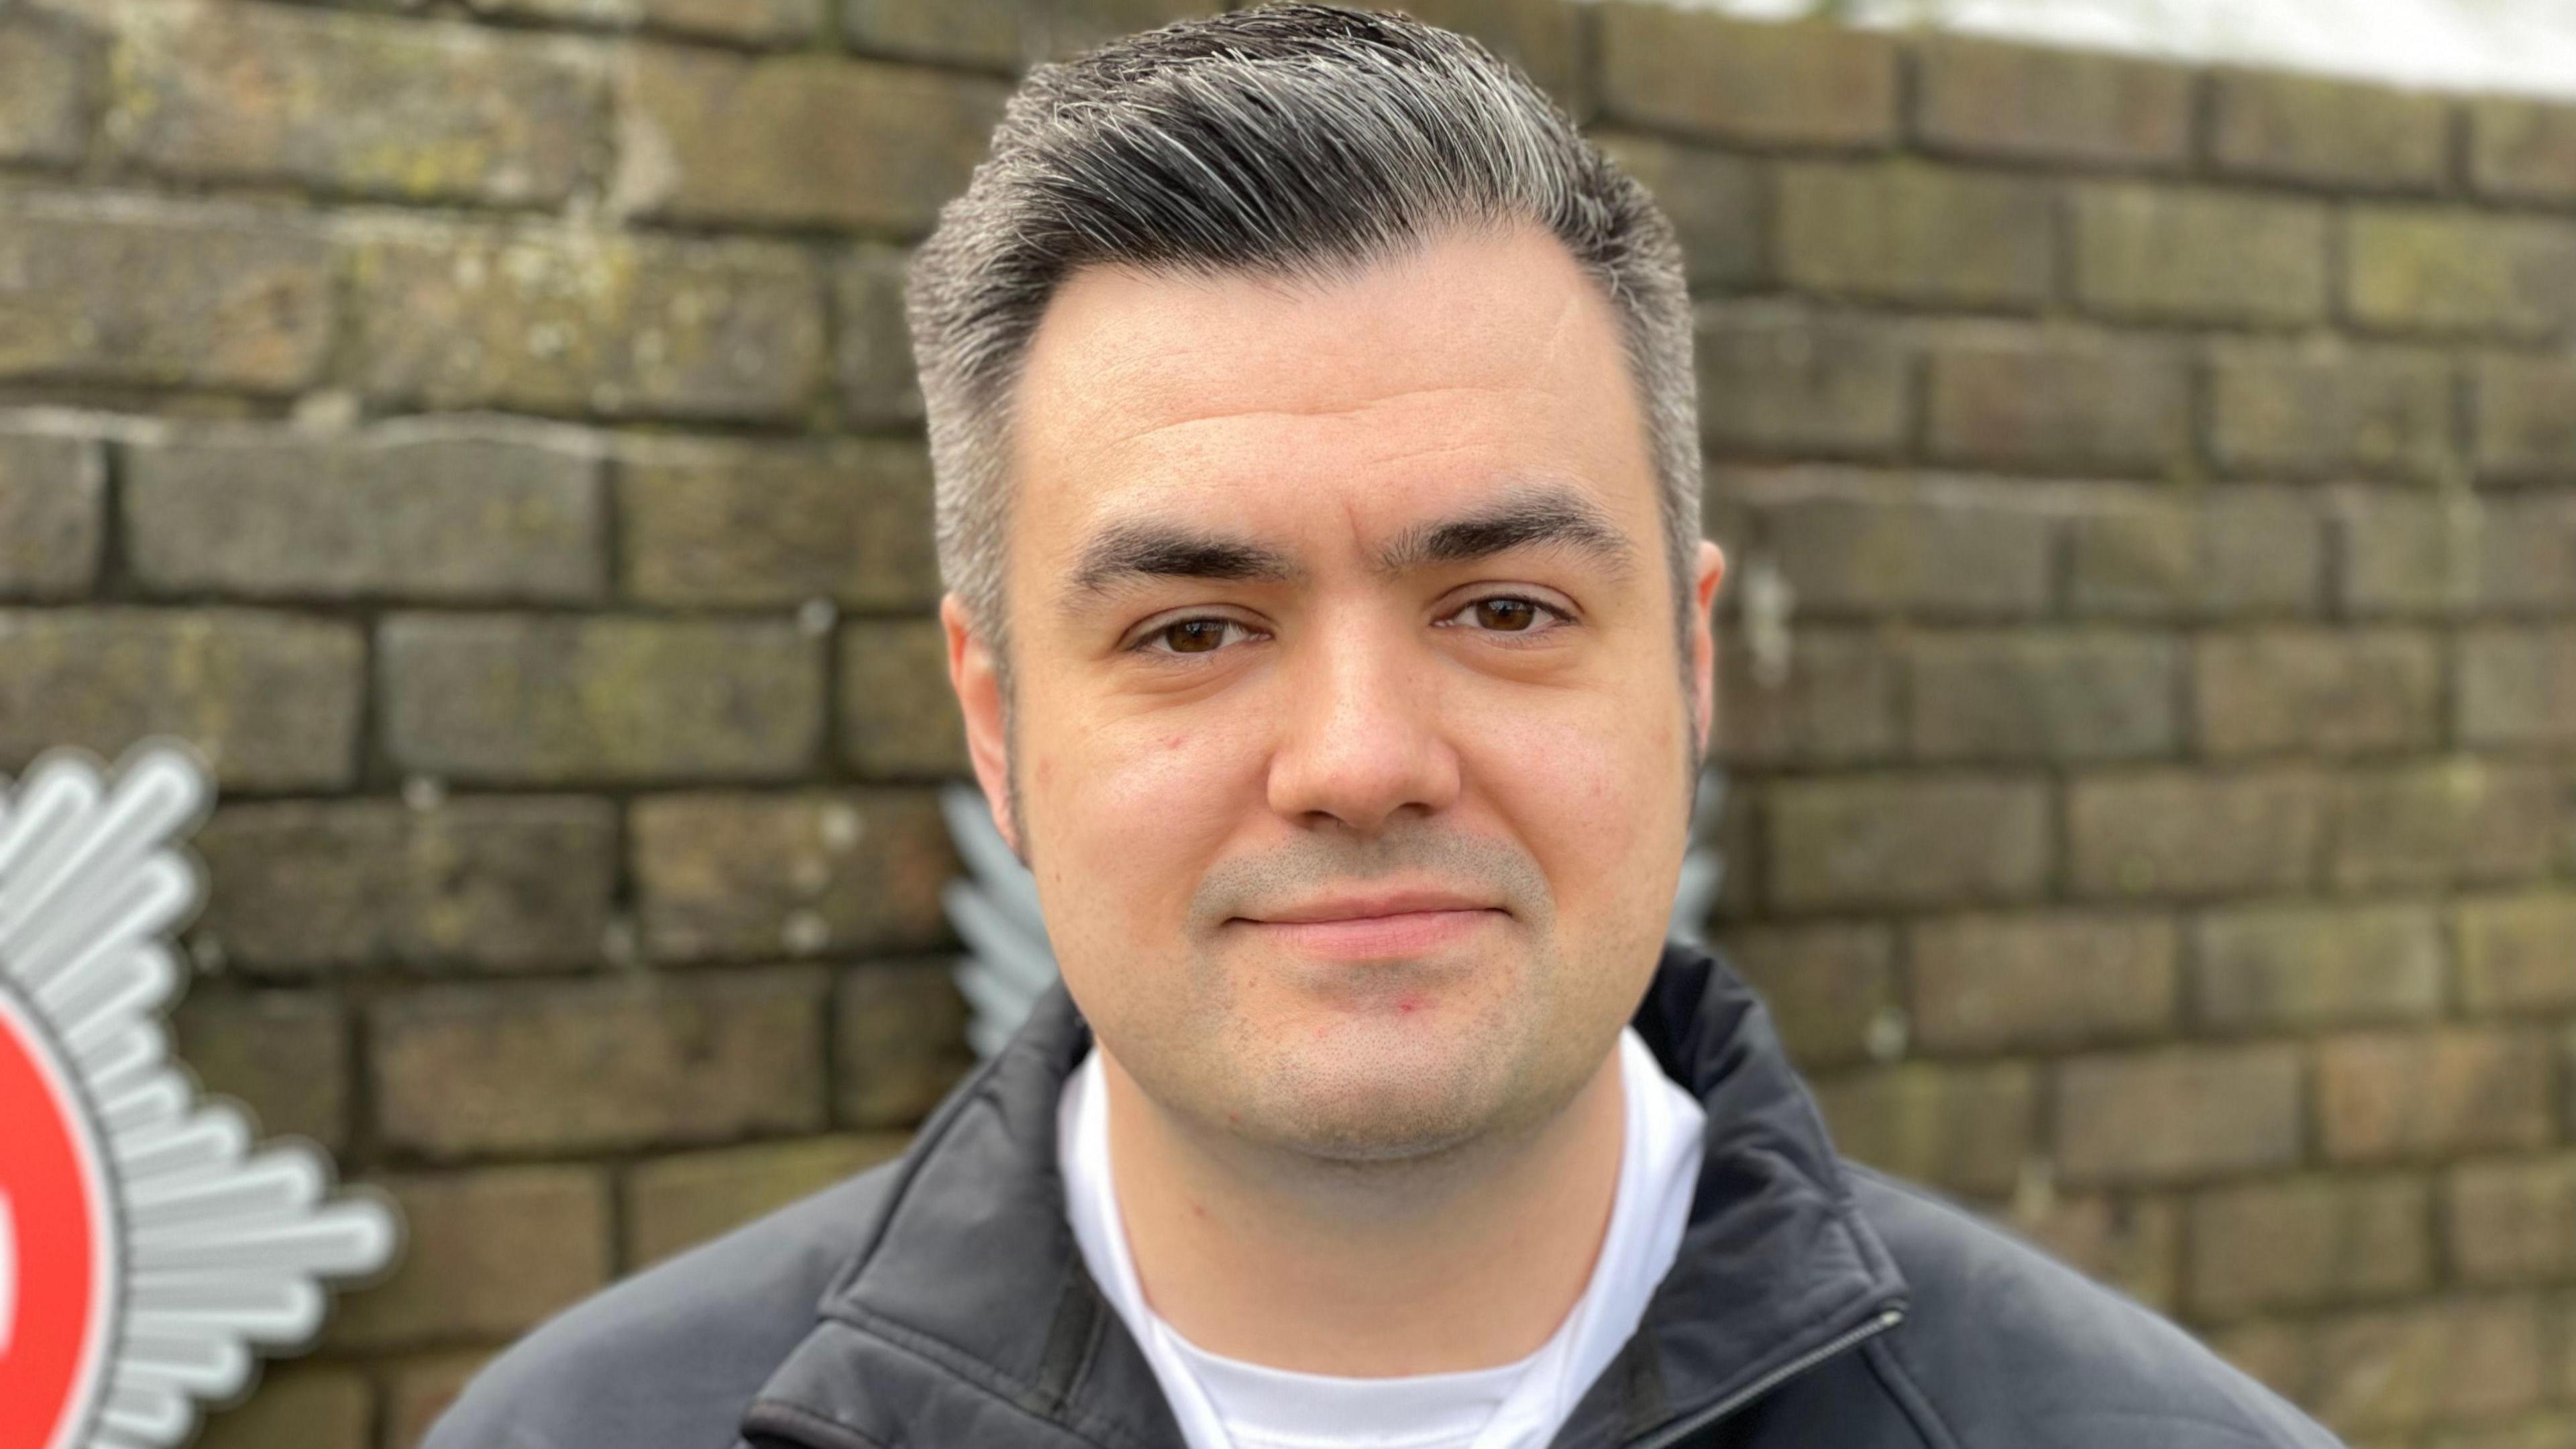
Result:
[1058, 1027, 1709, 1449]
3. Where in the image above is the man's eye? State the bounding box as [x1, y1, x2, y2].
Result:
[1140, 618, 1254, 655]
[1442, 596, 1566, 633]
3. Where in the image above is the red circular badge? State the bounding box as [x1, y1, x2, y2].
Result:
[0, 983, 117, 1449]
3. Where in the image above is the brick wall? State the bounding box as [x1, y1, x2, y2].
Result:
[1, 1, 2572, 1444]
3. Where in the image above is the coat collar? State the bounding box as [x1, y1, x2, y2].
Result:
[743, 945, 1907, 1449]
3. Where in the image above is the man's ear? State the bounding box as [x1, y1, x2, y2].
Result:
[942, 592, 1022, 857]
[1688, 539, 1727, 761]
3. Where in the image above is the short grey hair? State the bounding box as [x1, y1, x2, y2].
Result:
[906, 1, 1701, 661]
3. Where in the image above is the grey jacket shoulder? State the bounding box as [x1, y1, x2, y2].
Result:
[422, 1160, 908, 1449]
[1840, 1165, 2340, 1448]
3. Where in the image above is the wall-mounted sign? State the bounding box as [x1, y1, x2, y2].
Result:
[0, 741, 400, 1449]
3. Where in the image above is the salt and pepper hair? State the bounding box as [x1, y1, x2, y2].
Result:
[905, 2, 1703, 666]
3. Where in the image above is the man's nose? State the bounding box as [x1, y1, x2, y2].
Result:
[1264, 620, 1462, 835]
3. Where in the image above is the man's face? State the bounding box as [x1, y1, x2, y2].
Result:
[945, 221, 1725, 1164]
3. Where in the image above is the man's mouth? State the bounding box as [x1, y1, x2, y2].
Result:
[1231, 888, 1506, 961]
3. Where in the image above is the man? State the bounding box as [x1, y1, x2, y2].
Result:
[429, 8, 2343, 1447]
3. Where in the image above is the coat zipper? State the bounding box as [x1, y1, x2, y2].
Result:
[1619, 1304, 1907, 1449]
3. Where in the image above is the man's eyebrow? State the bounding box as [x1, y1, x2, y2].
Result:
[1375, 484, 1639, 578]
[1061, 482, 1638, 608]
[1066, 521, 1304, 600]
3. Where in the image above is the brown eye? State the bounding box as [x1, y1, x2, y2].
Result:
[1160, 619, 1231, 653]
[1474, 598, 1538, 631]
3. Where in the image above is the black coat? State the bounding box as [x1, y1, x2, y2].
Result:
[428, 945, 2346, 1449]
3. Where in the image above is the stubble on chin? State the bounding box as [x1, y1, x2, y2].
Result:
[1147, 929, 1590, 1173]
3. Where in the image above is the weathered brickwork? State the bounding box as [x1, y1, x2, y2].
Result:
[0, 3, 2567, 1442]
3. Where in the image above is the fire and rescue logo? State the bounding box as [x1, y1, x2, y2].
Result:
[1, 740, 400, 1449]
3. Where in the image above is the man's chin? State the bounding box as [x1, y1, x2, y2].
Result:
[1224, 1026, 1514, 1163]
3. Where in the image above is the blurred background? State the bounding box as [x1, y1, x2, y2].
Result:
[1, 0, 2571, 1444]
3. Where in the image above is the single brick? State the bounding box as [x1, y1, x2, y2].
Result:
[839, 619, 967, 779]
[1907, 912, 2176, 1055]
[2482, 495, 2576, 612]
[194, 1367, 371, 1449]
[99, 0, 602, 206]
[2208, 68, 2448, 191]
[370, 971, 828, 1158]
[1766, 775, 2049, 912]
[2475, 354, 2576, 481]
[0, 199, 331, 391]
[618, 441, 936, 609]
[2331, 489, 2481, 617]
[2066, 489, 2323, 621]
[326, 1167, 610, 1350]
[125, 425, 603, 604]
[378, 614, 823, 784]
[1811, 1061, 2035, 1198]
[2317, 1028, 2553, 1165]
[626, 1134, 908, 1267]
[2459, 893, 2576, 1014]
[0, 431, 103, 598]
[2193, 628, 2440, 759]
[2206, 1322, 2311, 1407]
[0, 608, 362, 790]
[2208, 340, 2453, 482]
[472, 0, 824, 44]
[2072, 184, 2329, 327]
[170, 989, 348, 1152]
[2347, 209, 2576, 340]
[2010, 1194, 2181, 1313]
[843, 0, 1021, 67]
[841, 0, 1209, 72]
[1751, 481, 2054, 619]
[2447, 1156, 2576, 1285]
[2458, 627, 2576, 747]
[835, 244, 924, 428]
[2054, 1044, 2303, 1187]
[2311, 1297, 2548, 1436]
[631, 790, 955, 962]
[1594, 136, 1764, 290]
[2187, 1175, 2432, 1320]
[1695, 307, 1909, 458]
[1719, 922, 1898, 1071]
[2068, 769, 2325, 900]
[1778, 163, 2055, 309]
[1713, 628, 1900, 767]
[1914, 34, 2190, 168]
[2327, 759, 2557, 893]
[384, 1352, 490, 1449]
[193, 796, 616, 973]
[348, 223, 824, 422]
[2469, 95, 2576, 203]
[837, 961, 977, 1129]
[1907, 631, 2180, 763]
[2191, 903, 2443, 1033]
[1598, 6, 1896, 148]
[1925, 333, 2188, 474]
[611, 46, 1004, 232]
[0, 9, 98, 168]
[2424, 1413, 2576, 1449]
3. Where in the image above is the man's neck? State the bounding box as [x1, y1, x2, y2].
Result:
[1094, 1040, 1629, 1377]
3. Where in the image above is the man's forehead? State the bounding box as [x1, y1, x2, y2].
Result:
[1010, 224, 1640, 480]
